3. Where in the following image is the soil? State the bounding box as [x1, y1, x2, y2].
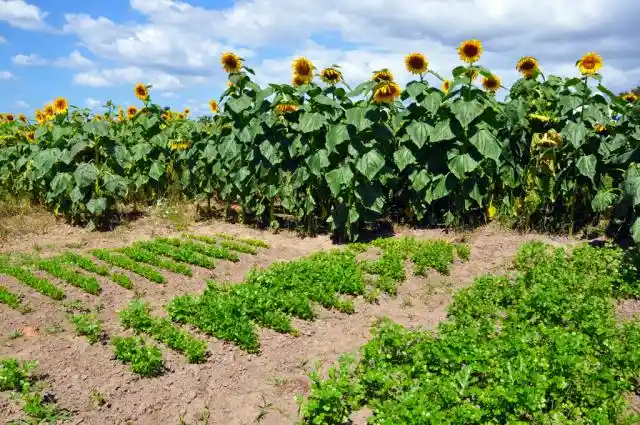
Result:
[0, 217, 580, 425]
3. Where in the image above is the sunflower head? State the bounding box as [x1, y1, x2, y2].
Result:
[209, 99, 219, 114]
[320, 67, 342, 85]
[220, 52, 243, 73]
[576, 52, 603, 76]
[373, 81, 402, 104]
[53, 97, 69, 114]
[117, 107, 124, 121]
[4, 113, 14, 122]
[487, 205, 497, 220]
[18, 113, 27, 123]
[94, 114, 103, 121]
[593, 123, 607, 133]
[622, 92, 638, 103]
[127, 105, 138, 118]
[372, 69, 394, 83]
[405, 52, 428, 75]
[465, 68, 479, 81]
[292, 74, 311, 87]
[442, 79, 451, 94]
[161, 111, 172, 121]
[482, 74, 501, 93]
[134, 83, 149, 101]
[292, 57, 314, 78]
[43, 104, 55, 119]
[457, 39, 483, 64]
[183, 108, 190, 116]
[35, 109, 44, 124]
[25, 131, 35, 143]
[275, 103, 299, 114]
[516, 56, 540, 79]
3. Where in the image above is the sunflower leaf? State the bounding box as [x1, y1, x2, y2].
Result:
[450, 100, 485, 129]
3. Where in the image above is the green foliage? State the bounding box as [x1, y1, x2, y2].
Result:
[92, 249, 165, 283]
[112, 336, 165, 378]
[220, 239, 257, 255]
[119, 300, 207, 363]
[298, 242, 640, 424]
[118, 246, 193, 276]
[70, 313, 102, 344]
[454, 243, 471, 261]
[35, 257, 102, 295]
[214, 233, 270, 248]
[60, 251, 109, 276]
[0, 260, 65, 300]
[133, 239, 217, 269]
[0, 285, 30, 313]
[111, 272, 133, 289]
[0, 358, 36, 392]
[156, 236, 239, 261]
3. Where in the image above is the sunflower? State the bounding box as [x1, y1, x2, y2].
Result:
[320, 67, 342, 85]
[442, 80, 451, 93]
[117, 107, 124, 122]
[292, 74, 311, 87]
[134, 83, 149, 101]
[516, 56, 539, 79]
[487, 205, 496, 220]
[622, 92, 638, 103]
[35, 109, 45, 124]
[169, 142, 190, 151]
[25, 131, 35, 143]
[576, 52, 603, 76]
[94, 114, 103, 121]
[43, 104, 55, 120]
[373, 81, 402, 103]
[292, 57, 314, 78]
[275, 103, 299, 114]
[53, 97, 69, 114]
[372, 69, 394, 82]
[220, 52, 243, 73]
[457, 39, 483, 64]
[161, 111, 172, 121]
[209, 99, 219, 114]
[528, 112, 558, 123]
[127, 105, 138, 118]
[4, 113, 14, 122]
[18, 113, 27, 123]
[465, 68, 479, 81]
[183, 108, 190, 116]
[482, 74, 501, 92]
[404, 52, 428, 75]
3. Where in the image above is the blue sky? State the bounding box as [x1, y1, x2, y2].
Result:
[1, 0, 639, 117]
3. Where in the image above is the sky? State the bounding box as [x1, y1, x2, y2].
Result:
[1, 0, 639, 117]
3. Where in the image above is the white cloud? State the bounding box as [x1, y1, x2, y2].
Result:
[85, 97, 101, 109]
[160, 91, 179, 98]
[0, 0, 48, 30]
[0, 70, 14, 80]
[0, 34, 6, 43]
[13, 100, 28, 108]
[73, 66, 206, 90]
[12, 50, 93, 68]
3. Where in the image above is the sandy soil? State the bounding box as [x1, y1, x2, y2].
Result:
[0, 217, 581, 425]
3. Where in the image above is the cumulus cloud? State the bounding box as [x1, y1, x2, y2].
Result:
[85, 97, 101, 109]
[0, 0, 48, 30]
[0, 34, 6, 43]
[73, 66, 207, 91]
[0, 70, 14, 80]
[13, 100, 28, 108]
[12, 50, 93, 68]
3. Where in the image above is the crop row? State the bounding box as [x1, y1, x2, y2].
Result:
[298, 242, 640, 424]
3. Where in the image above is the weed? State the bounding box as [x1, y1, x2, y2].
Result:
[90, 389, 106, 407]
[8, 330, 23, 340]
[0, 358, 36, 392]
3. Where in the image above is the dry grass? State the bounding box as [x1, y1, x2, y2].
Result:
[0, 197, 59, 243]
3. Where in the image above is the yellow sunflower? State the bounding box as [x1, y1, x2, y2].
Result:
[292, 74, 311, 87]
[94, 114, 103, 121]
[457, 39, 483, 64]
[320, 67, 342, 85]
[593, 123, 607, 133]
[18, 113, 28, 123]
[292, 57, 314, 79]
[127, 105, 138, 118]
[53, 97, 69, 114]
[183, 108, 190, 116]
[576, 52, 603, 76]
[482, 74, 501, 92]
[465, 68, 479, 81]
[43, 104, 55, 120]
[35, 109, 44, 124]
[220, 52, 243, 73]
[275, 103, 299, 114]
[117, 107, 124, 121]
[25, 131, 35, 143]
[516, 56, 540, 79]
[405, 52, 428, 75]
[161, 111, 172, 121]
[372, 69, 394, 82]
[4, 113, 14, 122]
[209, 99, 219, 113]
[373, 81, 402, 103]
[528, 112, 558, 123]
[622, 92, 638, 103]
[442, 79, 451, 93]
[134, 83, 149, 101]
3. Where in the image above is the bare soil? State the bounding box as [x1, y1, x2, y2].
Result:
[0, 216, 576, 425]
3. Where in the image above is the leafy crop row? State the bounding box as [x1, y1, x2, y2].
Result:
[133, 240, 217, 269]
[214, 233, 270, 248]
[59, 251, 133, 288]
[156, 236, 239, 261]
[112, 336, 165, 378]
[0, 260, 65, 300]
[33, 257, 102, 295]
[70, 313, 103, 344]
[119, 300, 207, 363]
[117, 246, 193, 276]
[298, 242, 640, 424]
[0, 285, 30, 313]
[92, 248, 165, 283]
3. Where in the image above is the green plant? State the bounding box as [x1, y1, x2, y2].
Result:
[111, 272, 133, 289]
[219, 240, 257, 255]
[112, 336, 165, 378]
[156, 237, 240, 261]
[0, 286, 30, 313]
[0, 261, 65, 300]
[214, 233, 270, 248]
[70, 313, 102, 344]
[454, 243, 471, 261]
[118, 246, 193, 276]
[92, 249, 165, 283]
[59, 251, 109, 276]
[8, 330, 23, 339]
[0, 358, 36, 392]
[35, 257, 102, 295]
[133, 240, 217, 269]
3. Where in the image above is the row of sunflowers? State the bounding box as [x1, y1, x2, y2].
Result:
[0, 39, 639, 241]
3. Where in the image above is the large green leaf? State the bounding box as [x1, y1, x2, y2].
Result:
[299, 112, 327, 133]
[346, 107, 373, 132]
[356, 184, 385, 213]
[326, 124, 349, 152]
[49, 172, 73, 196]
[431, 174, 456, 201]
[114, 145, 132, 168]
[448, 153, 479, 179]
[325, 166, 354, 197]
[406, 81, 427, 99]
[131, 143, 152, 162]
[411, 169, 430, 191]
[226, 95, 252, 113]
[356, 150, 385, 181]
[562, 121, 589, 149]
[430, 119, 455, 143]
[33, 149, 60, 179]
[259, 141, 281, 165]
[450, 100, 485, 128]
[406, 122, 431, 148]
[103, 173, 128, 198]
[632, 218, 640, 243]
[591, 190, 616, 212]
[307, 149, 330, 176]
[393, 146, 416, 172]
[470, 129, 501, 162]
[420, 92, 442, 115]
[149, 160, 165, 181]
[74, 163, 98, 188]
[576, 154, 597, 181]
[87, 198, 107, 215]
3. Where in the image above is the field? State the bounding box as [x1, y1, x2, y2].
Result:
[1, 42, 640, 424]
